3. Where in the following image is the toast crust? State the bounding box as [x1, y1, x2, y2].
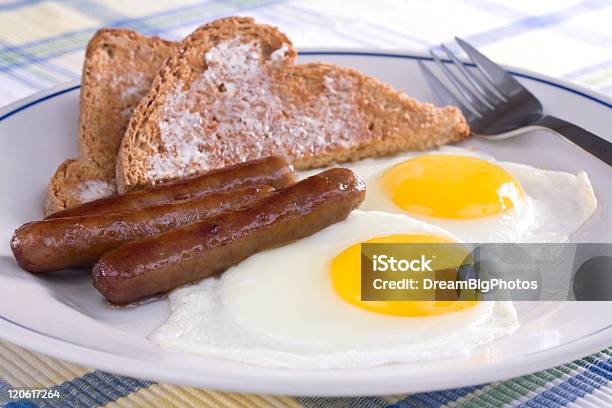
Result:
[78, 28, 174, 176]
[45, 159, 116, 215]
[117, 17, 469, 193]
[44, 29, 174, 215]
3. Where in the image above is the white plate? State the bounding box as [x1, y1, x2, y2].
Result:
[0, 50, 611, 396]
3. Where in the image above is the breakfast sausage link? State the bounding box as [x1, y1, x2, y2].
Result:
[47, 156, 295, 218]
[93, 168, 366, 305]
[11, 185, 274, 273]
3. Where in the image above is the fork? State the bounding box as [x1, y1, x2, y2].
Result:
[418, 37, 612, 166]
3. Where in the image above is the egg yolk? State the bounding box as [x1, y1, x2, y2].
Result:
[381, 155, 524, 219]
[330, 234, 477, 317]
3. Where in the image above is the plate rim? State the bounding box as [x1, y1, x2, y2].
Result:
[1, 48, 611, 396]
[0, 315, 610, 396]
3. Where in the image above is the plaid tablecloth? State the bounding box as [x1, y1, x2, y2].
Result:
[0, 0, 611, 407]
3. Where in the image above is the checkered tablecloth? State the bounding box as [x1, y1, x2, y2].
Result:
[0, 1, 611, 407]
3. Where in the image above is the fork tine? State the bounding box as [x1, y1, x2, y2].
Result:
[417, 60, 480, 120]
[429, 50, 488, 113]
[455, 37, 522, 98]
[440, 44, 501, 106]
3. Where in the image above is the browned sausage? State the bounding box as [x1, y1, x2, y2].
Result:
[47, 156, 295, 219]
[93, 168, 366, 305]
[12, 185, 274, 273]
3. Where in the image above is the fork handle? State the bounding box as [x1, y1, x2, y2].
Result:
[535, 115, 612, 166]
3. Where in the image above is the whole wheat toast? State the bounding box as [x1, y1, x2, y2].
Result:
[116, 17, 469, 193]
[45, 29, 174, 215]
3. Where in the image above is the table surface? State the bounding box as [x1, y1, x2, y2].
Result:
[0, 0, 611, 407]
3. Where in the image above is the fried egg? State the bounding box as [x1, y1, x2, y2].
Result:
[151, 211, 519, 369]
[302, 147, 597, 242]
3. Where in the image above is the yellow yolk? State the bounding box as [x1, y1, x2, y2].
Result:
[330, 234, 477, 317]
[381, 155, 525, 219]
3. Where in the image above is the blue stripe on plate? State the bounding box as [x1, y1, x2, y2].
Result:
[0, 84, 79, 121]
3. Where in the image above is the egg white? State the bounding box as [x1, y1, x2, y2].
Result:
[301, 147, 597, 243]
[150, 211, 519, 369]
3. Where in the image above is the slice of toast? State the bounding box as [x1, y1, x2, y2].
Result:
[44, 29, 174, 215]
[45, 159, 116, 215]
[116, 17, 469, 193]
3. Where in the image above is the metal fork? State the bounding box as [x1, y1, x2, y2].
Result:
[418, 37, 612, 166]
